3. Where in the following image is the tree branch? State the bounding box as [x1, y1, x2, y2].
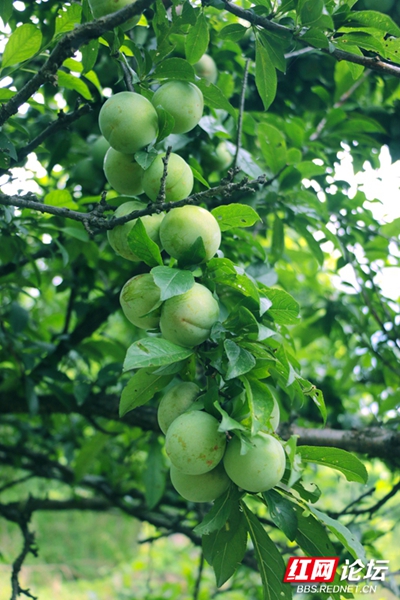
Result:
[0, 174, 269, 231]
[234, 59, 250, 168]
[0, 0, 156, 127]
[220, 0, 400, 80]
[279, 423, 400, 462]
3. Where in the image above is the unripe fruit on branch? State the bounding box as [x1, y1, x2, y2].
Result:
[157, 382, 200, 434]
[119, 273, 161, 330]
[160, 205, 221, 263]
[194, 54, 218, 84]
[107, 200, 164, 261]
[88, 0, 141, 31]
[99, 92, 158, 154]
[223, 433, 286, 493]
[90, 136, 110, 170]
[152, 81, 204, 134]
[202, 142, 233, 172]
[160, 283, 219, 348]
[104, 148, 144, 196]
[165, 410, 226, 475]
[170, 463, 230, 502]
[142, 153, 193, 202]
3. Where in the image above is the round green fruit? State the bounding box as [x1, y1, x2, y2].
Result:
[88, 0, 141, 30]
[160, 283, 219, 348]
[119, 273, 161, 330]
[103, 147, 144, 196]
[107, 200, 164, 261]
[165, 410, 226, 475]
[194, 54, 218, 84]
[203, 141, 233, 172]
[160, 205, 221, 263]
[223, 433, 286, 493]
[142, 153, 193, 202]
[170, 463, 230, 502]
[157, 382, 200, 434]
[99, 92, 158, 154]
[90, 136, 110, 170]
[152, 81, 204, 134]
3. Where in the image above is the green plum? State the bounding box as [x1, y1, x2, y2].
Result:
[90, 136, 110, 170]
[223, 433, 286, 493]
[142, 153, 193, 202]
[165, 410, 226, 475]
[119, 273, 161, 330]
[159, 205, 221, 263]
[160, 283, 219, 348]
[202, 141, 233, 172]
[107, 200, 164, 261]
[99, 92, 158, 154]
[103, 147, 144, 196]
[170, 463, 230, 502]
[152, 81, 204, 134]
[157, 382, 200, 434]
[194, 54, 218, 84]
[88, 0, 141, 30]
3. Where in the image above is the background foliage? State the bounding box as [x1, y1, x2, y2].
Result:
[0, 0, 399, 599]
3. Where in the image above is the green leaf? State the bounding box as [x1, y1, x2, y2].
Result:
[255, 40, 277, 111]
[74, 432, 108, 483]
[297, 446, 368, 483]
[194, 486, 242, 535]
[2, 24, 42, 69]
[123, 338, 193, 371]
[55, 3, 82, 35]
[81, 39, 99, 74]
[258, 123, 287, 174]
[143, 435, 166, 509]
[263, 490, 298, 541]
[224, 340, 256, 380]
[153, 58, 195, 81]
[345, 10, 400, 37]
[213, 402, 247, 434]
[203, 503, 248, 587]
[61, 227, 89, 242]
[155, 106, 175, 143]
[0, 0, 13, 25]
[295, 221, 324, 266]
[259, 286, 300, 325]
[151, 266, 195, 301]
[300, 28, 329, 49]
[45, 189, 78, 210]
[196, 80, 237, 120]
[178, 236, 207, 267]
[57, 70, 93, 100]
[310, 506, 366, 562]
[300, 0, 323, 26]
[271, 215, 284, 262]
[119, 369, 174, 416]
[241, 377, 275, 436]
[127, 218, 163, 267]
[134, 148, 159, 170]
[258, 32, 287, 73]
[219, 23, 247, 42]
[291, 479, 321, 504]
[190, 165, 210, 188]
[211, 204, 260, 231]
[294, 504, 337, 556]
[242, 503, 291, 600]
[185, 13, 209, 64]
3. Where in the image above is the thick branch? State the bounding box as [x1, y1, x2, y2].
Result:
[0, 0, 155, 127]
[0, 174, 268, 230]
[221, 0, 400, 80]
[1, 395, 399, 461]
[279, 423, 400, 462]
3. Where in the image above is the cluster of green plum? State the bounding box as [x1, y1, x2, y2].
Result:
[157, 382, 286, 503]
[98, 80, 204, 202]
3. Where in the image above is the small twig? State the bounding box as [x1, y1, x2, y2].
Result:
[193, 551, 205, 600]
[346, 480, 400, 517]
[10, 516, 38, 600]
[119, 53, 137, 92]
[234, 59, 250, 168]
[310, 70, 371, 141]
[0, 475, 33, 495]
[3, 104, 92, 174]
[156, 146, 172, 203]
[328, 486, 376, 519]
